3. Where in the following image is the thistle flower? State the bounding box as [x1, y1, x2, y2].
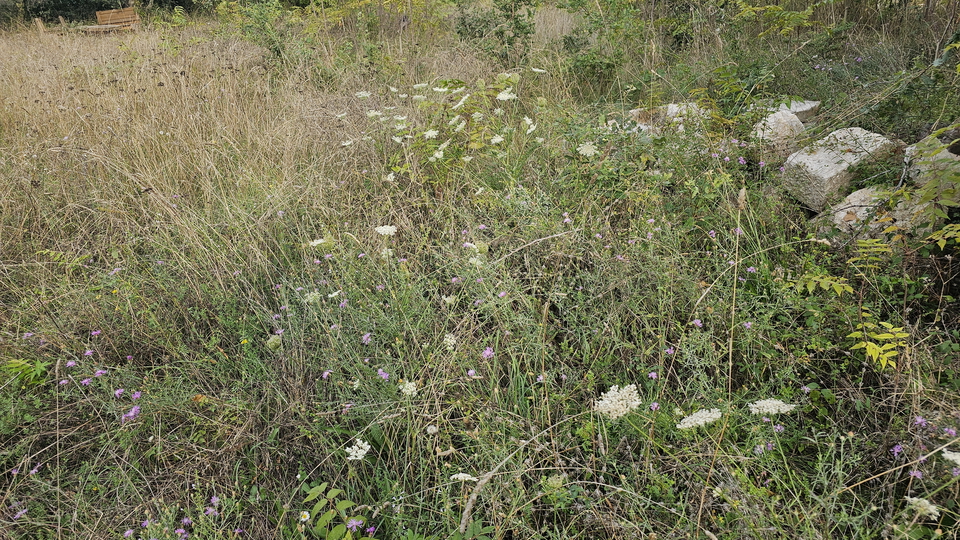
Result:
[676, 408, 722, 430]
[594, 384, 641, 420]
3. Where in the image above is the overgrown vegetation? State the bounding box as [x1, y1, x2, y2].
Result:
[1, 0, 959, 538]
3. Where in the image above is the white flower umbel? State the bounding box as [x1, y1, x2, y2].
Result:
[450, 473, 478, 482]
[443, 333, 456, 351]
[354, 91, 372, 98]
[398, 380, 417, 397]
[577, 142, 599, 157]
[748, 399, 797, 415]
[345, 439, 371, 461]
[375, 225, 397, 236]
[496, 88, 517, 101]
[676, 409, 722, 430]
[594, 384, 641, 420]
[423, 129, 439, 139]
[904, 496, 940, 519]
[304, 291, 323, 304]
[490, 135, 504, 145]
[941, 448, 960, 467]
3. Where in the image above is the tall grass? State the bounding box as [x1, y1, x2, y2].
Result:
[1, 5, 959, 540]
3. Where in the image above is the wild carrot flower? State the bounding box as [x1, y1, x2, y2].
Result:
[594, 384, 641, 420]
[450, 473, 479, 482]
[398, 381, 417, 396]
[676, 409, 722, 430]
[576, 142, 598, 157]
[941, 449, 960, 467]
[904, 496, 939, 519]
[346, 439, 371, 461]
[748, 399, 797, 415]
[375, 225, 397, 236]
[496, 89, 517, 100]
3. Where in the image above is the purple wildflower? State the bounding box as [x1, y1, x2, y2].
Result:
[909, 470, 922, 479]
[377, 368, 389, 380]
[322, 370, 332, 379]
[66, 360, 77, 367]
[346, 519, 363, 532]
[210, 496, 219, 506]
[94, 369, 107, 377]
[114, 389, 124, 398]
[182, 517, 192, 525]
[650, 402, 660, 411]
[743, 322, 752, 329]
[361, 333, 372, 345]
[774, 424, 785, 433]
[122, 405, 141, 424]
[944, 427, 957, 437]
[124, 530, 134, 538]
[13, 508, 27, 520]
[648, 372, 658, 379]
[131, 391, 141, 400]
[664, 347, 675, 355]
[891, 444, 903, 457]
[692, 319, 703, 328]
[81, 378, 92, 386]
[84, 350, 94, 356]
[481, 347, 494, 359]
[467, 369, 476, 377]
[915, 416, 928, 427]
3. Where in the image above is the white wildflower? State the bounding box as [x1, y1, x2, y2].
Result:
[594, 384, 641, 420]
[384, 172, 395, 182]
[345, 439, 371, 460]
[412, 83, 428, 89]
[577, 142, 598, 157]
[904, 496, 940, 519]
[389, 86, 398, 92]
[426, 424, 439, 435]
[442, 295, 456, 304]
[530, 67, 547, 73]
[309, 237, 331, 247]
[450, 473, 478, 482]
[472, 112, 484, 121]
[535, 137, 545, 144]
[676, 408, 722, 430]
[394, 123, 408, 130]
[461, 156, 473, 163]
[412, 95, 426, 102]
[447, 115, 462, 126]
[941, 448, 960, 467]
[429, 150, 444, 162]
[399, 380, 417, 396]
[432, 86, 448, 93]
[523, 116, 536, 134]
[341, 140, 354, 147]
[304, 291, 324, 304]
[423, 129, 439, 139]
[493, 108, 503, 115]
[398, 93, 408, 98]
[380, 247, 394, 258]
[299, 511, 311, 522]
[327, 290, 341, 298]
[438, 140, 451, 151]
[375, 225, 397, 236]
[355, 91, 372, 98]
[392, 136, 403, 144]
[366, 110, 383, 117]
[443, 333, 456, 351]
[393, 115, 407, 121]
[454, 121, 466, 132]
[490, 135, 504, 144]
[451, 94, 470, 109]
[748, 399, 797, 415]
[468, 256, 483, 267]
[496, 88, 517, 101]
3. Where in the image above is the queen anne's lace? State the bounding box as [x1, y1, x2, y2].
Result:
[941, 448, 960, 467]
[594, 385, 641, 420]
[345, 439, 371, 461]
[904, 496, 940, 519]
[676, 408, 722, 430]
[748, 399, 797, 415]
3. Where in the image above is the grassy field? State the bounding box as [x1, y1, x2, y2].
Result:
[2, 1, 959, 539]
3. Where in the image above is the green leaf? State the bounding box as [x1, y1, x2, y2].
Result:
[326, 488, 343, 500]
[335, 499, 354, 512]
[304, 485, 325, 503]
[328, 524, 347, 540]
[311, 498, 330, 516]
[315, 509, 336, 531]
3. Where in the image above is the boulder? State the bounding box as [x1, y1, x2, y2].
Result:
[782, 127, 896, 212]
[752, 110, 804, 157]
[629, 102, 709, 134]
[905, 121, 960, 187]
[818, 186, 932, 237]
[777, 100, 820, 122]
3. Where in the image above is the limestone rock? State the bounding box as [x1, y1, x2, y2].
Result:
[752, 110, 804, 157]
[818, 186, 932, 237]
[777, 100, 820, 122]
[782, 127, 896, 212]
[905, 121, 960, 187]
[629, 102, 708, 134]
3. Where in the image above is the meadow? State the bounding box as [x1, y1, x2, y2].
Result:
[1, 1, 959, 538]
